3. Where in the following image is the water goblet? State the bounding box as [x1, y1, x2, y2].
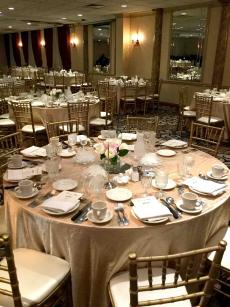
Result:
[184, 155, 195, 177]
[155, 170, 168, 199]
[68, 133, 76, 152]
[80, 136, 88, 151]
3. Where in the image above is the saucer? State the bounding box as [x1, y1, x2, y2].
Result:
[42, 203, 79, 216]
[131, 209, 168, 224]
[207, 171, 228, 180]
[98, 135, 106, 140]
[106, 187, 132, 202]
[152, 179, 176, 190]
[8, 161, 27, 169]
[176, 200, 202, 214]
[87, 210, 113, 224]
[156, 149, 176, 157]
[52, 179, 78, 191]
[14, 187, 39, 199]
[58, 149, 76, 158]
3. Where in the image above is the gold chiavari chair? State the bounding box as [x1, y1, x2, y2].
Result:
[120, 83, 138, 114]
[136, 82, 154, 114]
[0, 83, 13, 99]
[126, 115, 159, 133]
[46, 119, 80, 141]
[0, 98, 10, 119]
[54, 73, 65, 90]
[177, 86, 196, 135]
[0, 234, 73, 307]
[189, 122, 224, 157]
[67, 100, 89, 135]
[109, 241, 227, 307]
[0, 99, 15, 135]
[80, 83, 97, 95]
[195, 94, 224, 126]
[69, 73, 85, 93]
[11, 101, 46, 145]
[12, 81, 27, 96]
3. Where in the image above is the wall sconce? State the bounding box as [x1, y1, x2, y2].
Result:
[40, 39, 45, 47]
[70, 36, 79, 47]
[131, 33, 143, 46]
[18, 41, 23, 47]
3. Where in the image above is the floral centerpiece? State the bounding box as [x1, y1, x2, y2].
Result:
[94, 139, 129, 173]
[50, 88, 62, 100]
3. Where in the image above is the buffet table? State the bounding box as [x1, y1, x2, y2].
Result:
[4, 149, 230, 307]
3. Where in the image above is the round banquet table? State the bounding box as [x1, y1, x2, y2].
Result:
[4, 149, 230, 307]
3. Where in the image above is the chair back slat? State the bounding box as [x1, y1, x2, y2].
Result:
[174, 258, 181, 285]
[147, 262, 152, 287]
[197, 253, 208, 279]
[126, 116, 159, 133]
[67, 100, 89, 135]
[162, 260, 167, 286]
[185, 256, 195, 281]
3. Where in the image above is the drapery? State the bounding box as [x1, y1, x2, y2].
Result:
[11, 33, 21, 66]
[31, 30, 42, 67]
[21, 32, 29, 65]
[57, 25, 71, 70]
[44, 28, 53, 69]
[3, 34, 11, 67]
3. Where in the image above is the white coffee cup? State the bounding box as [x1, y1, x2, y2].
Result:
[16, 179, 33, 196]
[212, 164, 227, 178]
[182, 192, 198, 210]
[8, 154, 23, 168]
[92, 201, 107, 221]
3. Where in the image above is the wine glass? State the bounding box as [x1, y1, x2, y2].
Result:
[80, 136, 88, 151]
[184, 155, 195, 177]
[68, 133, 76, 152]
[155, 170, 168, 199]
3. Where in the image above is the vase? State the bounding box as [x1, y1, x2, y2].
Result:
[103, 157, 121, 174]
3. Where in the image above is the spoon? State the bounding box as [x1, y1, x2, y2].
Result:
[114, 206, 124, 226]
[165, 197, 182, 217]
[117, 203, 129, 226]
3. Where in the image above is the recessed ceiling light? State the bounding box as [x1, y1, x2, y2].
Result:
[8, 7, 14, 10]
[27, 22, 31, 25]
[8, 25, 12, 29]
[181, 12, 187, 15]
[77, 14, 83, 17]
[0, 11, 2, 14]
[121, 4, 127, 8]
[61, 17, 67, 20]
[98, 28, 102, 31]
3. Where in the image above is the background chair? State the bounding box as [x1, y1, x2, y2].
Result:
[46, 119, 80, 141]
[120, 83, 138, 114]
[189, 122, 224, 157]
[11, 101, 46, 145]
[0, 233, 73, 307]
[195, 94, 224, 126]
[0, 99, 15, 135]
[150, 79, 162, 111]
[136, 82, 153, 114]
[67, 100, 89, 135]
[109, 241, 226, 307]
[126, 116, 159, 133]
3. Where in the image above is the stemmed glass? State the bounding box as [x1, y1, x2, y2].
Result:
[155, 170, 168, 199]
[80, 136, 88, 151]
[68, 133, 76, 152]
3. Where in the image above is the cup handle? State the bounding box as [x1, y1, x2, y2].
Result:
[14, 187, 20, 192]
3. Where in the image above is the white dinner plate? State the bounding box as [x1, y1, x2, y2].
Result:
[152, 179, 176, 190]
[162, 140, 188, 149]
[156, 149, 176, 157]
[131, 208, 168, 224]
[58, 149, 76, 158]
[207, 171, 228, 181]
[42, 203, 79, 216]
[14, 187, 39, 199]
[87, 210, 113, 224]
[188, 186, 225, 196]
[176, 200, 202, 215]
[52, 179, 78, 191]
[106, 187, 132, 202]
[8, 161, 28, 169]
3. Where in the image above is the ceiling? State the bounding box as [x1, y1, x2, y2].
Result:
[0, 0, 214, 33]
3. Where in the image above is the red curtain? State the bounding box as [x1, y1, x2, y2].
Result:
[11, 33, 21, 66]
[44, 28, 53, 69]
[57, 25, 71, 70]
[31, 30, 42, 67]
[3, 34, 11, 67]
[21, 32, 29, 65]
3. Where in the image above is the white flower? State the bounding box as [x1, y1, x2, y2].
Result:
[94, 143, 105, 155]
[119, 143, 128, 150]
[105, 148, 117, 159]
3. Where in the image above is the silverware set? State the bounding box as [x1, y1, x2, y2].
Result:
[114, 203, 129, 226]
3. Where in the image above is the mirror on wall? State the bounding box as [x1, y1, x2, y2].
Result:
[93, 23, 111, 74]
[169, 7, 208, 81]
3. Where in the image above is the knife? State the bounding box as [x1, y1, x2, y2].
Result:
[160, 199, 180, 219]
[71, 201, 92, 223]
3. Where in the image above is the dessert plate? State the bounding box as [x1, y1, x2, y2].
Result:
[14, 187, 39, 199]
[152, 179, 176, 190]
[52, 179, 78, 191]
[58, 149, 76, 158]
[156, 149, 176, 157]
[131, 209, 168, 224]
[106, 187, 132, 202]
[42, 203, 79, 216]
[87, 210, 113, 224]
[176, 200, 202, 214]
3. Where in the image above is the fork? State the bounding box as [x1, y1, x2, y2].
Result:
[117, 203, 129, 225]
[114, 207, 124, 226]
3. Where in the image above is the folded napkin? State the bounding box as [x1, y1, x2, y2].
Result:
[41, 191, 82, 213]
[162, 139, 187, 148]
[118, 133, 137, 140]
[132, 196, 172, 220]
[21, 146, 47, 157]
[140, 153, 160, 167]
[7, 166, 42, 181]
[184, 177, 226, 196]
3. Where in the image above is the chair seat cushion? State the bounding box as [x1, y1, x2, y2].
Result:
[0, 248, 70, 306]
[120, 97, 136, 102]
[0, 118, 15, 126]
[90, 118, 112, 126]
[181, 110, 196, 117]
[197, 116, 224, 124]
[61, 123, 86, 132]
[208, 227, 230, 269]
[22, 125, 45, 133]
[137, 96, 152, 101]
[0, 113, 10, 119]
[109, 267, 191, 307]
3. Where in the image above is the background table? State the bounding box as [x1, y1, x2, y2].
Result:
[4, 149, 230, 307]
